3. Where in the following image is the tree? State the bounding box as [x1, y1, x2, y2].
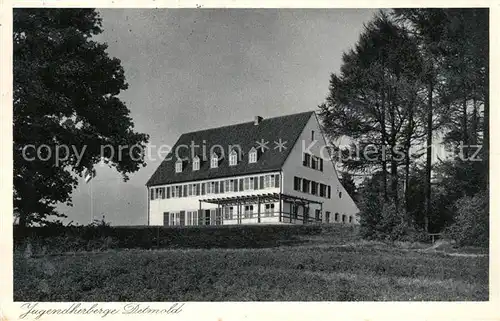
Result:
[319, 12, 424, 212]
[339, 172, 357, 200]
[13, 9, 149, 227]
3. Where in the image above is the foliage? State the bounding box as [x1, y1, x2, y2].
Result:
[339, 172, 357, 199]
[358, 172, 428, 242]
[14, 224, 359, 255]
[444, 192, 488, 247]
[13, 9, 149, 226]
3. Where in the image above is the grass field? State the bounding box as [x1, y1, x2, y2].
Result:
[14, 231, 488, 301]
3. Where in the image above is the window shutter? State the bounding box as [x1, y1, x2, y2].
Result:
[150, 189, 155, 200]
[183, 185, 187, 197]
[320, 158, 323, 171]
[163, 212, 169, 226]
[161, 187, 166, 199]
[166, 187, 171, 199]
[220, 180, 225, 193]
[274, 174, 280, 188]
[239, 179, 244, 191]
[328, 185, 331, 198]
[253, 177, 258, 189]
[180, 211, 185, 226]
[201, 183, 206, 195]
[233, 179, 238, 191]
[215, 181, 219, 194]
[259, 176, 264, 189]
[196, 184, 200, 196]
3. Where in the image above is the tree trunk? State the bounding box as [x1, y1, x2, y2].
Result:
[471, 97, 478, 145]
[404, 101, 414, 220]
[462, 95, 469, 158]
[424, 79, 433, 233]
[389, 86, 398, 211]
[381, 92, 388, 202]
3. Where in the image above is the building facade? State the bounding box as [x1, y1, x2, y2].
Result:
[146, 111, 359, 226]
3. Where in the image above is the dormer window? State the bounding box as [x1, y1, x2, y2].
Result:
[210, 153, 219, 169]
[192, 156, 200, 171]
[249, 147, 257, 164]
[229, 150, 238, 166]
[175, 160, 183, 173]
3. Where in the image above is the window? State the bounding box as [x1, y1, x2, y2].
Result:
[302, 152, 323, 171]
[335, 212, 339, 222]
[313, 156, 320, 170]
[265, 203, 275, 216]
[339, 192, 342, 198]
[188, 184, 193, 196]
[315, 209, 321, 221]
[224, 207, 234, 220]
[186, 211, 198, 226]
[193, 211, 198, 225]
[150, 189, 155, 200]
[210, 154, 218, 168]
[249, 148, 257, 163]
[175, 212, 181, 225]
[311, 130, 315, 141]
[207, 181, 216, 194]
[311, 182, 318, 195]
[242, 177, 254, 191]
[294, 177, 302, 191]
[244, 205, 254, 218]
[224, 179, 234, 193]
[328, 185, 331, 198]
[319, 184, 326, 197]
[342, 214, 346, 223]
[172, 185, 180, 198]
[302, 179, 310, 193]
[326, 211, 331, 223]
[264, 174, 275, 189]
[193, 156, 200, 171]
[303, 153, 311, 167]
[229, 150, 238, 166]
[175, 160, 183, 173]
[170, 213, 175, 226]
[349, 216, 353, 223]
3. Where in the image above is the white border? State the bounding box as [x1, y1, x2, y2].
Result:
[1, 1, 498, 321]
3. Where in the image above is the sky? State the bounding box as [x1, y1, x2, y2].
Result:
[58, 8, 378, 226]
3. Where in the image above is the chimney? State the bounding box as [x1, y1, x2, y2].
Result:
[254, 116, 263, 125]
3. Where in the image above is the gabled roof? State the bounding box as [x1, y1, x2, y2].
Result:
[146, 111, 314, 186]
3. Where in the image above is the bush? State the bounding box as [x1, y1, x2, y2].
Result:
[360, 196, 428, 243]
[444, 192, 488, 247]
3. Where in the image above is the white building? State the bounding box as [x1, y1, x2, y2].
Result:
[146, 111, 359, 226]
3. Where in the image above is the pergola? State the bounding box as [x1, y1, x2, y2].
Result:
[199, 192, 323, 223]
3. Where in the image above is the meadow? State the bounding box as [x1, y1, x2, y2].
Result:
[13, 225, 488, 301]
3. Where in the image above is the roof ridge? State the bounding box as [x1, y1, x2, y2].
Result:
[182, 110, 315, 135]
